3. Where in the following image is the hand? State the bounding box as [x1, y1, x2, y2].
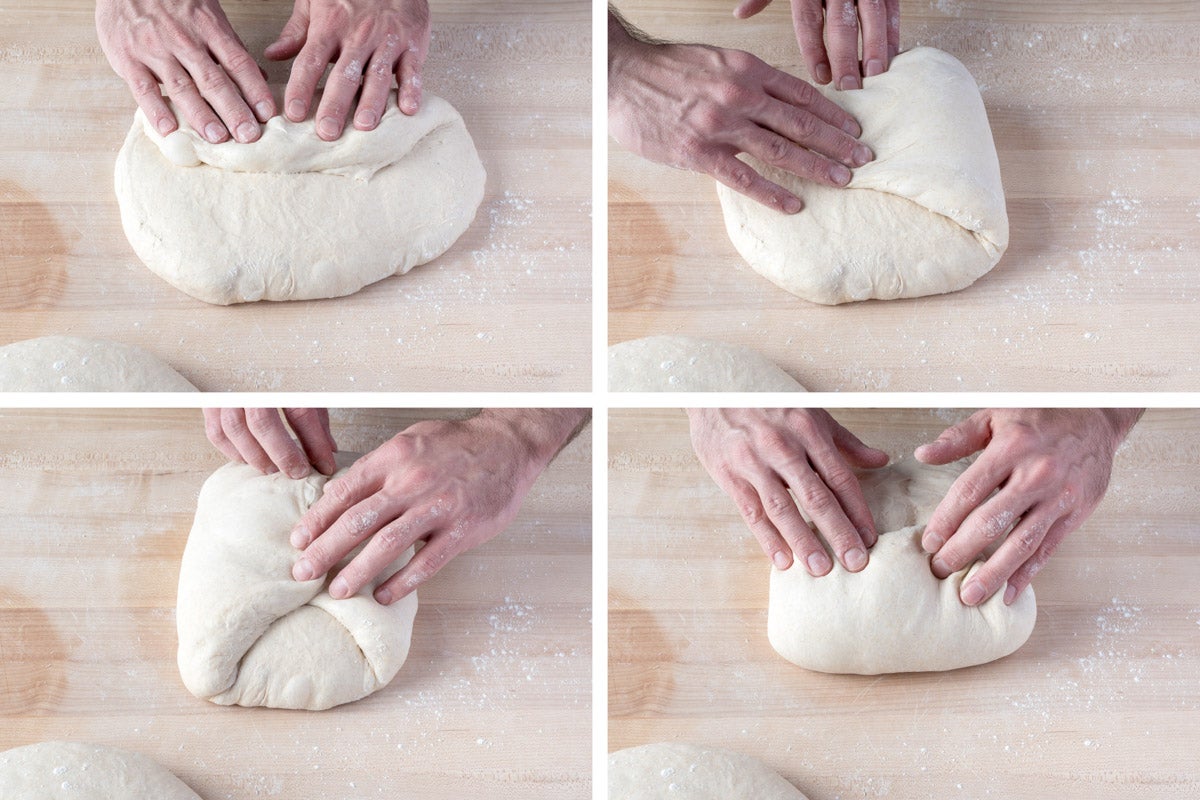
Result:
[733, 0, 900, 89]
[203, 408, 338, 478]
[688, 408, 889, 575]
[916, 409, 1142, 606]
[264, 0, 431, 140]
[289, 410, 589, 604]
[95, 0, 274, 143]
[608, 11, 872, 214]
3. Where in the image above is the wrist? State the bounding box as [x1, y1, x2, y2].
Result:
[473, 409, 588, 478]
[1097, 408, 1143, 450]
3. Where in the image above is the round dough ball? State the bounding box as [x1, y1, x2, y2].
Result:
[176, 454, 418, 710]
[115, 91, 485, 305]
[717, 47, 1008, 304]
[0, 741, 202, 799]
[0, 336, 197, 391]
[767, 459, 1036, 674]
[609, 743, 808, 800]
[608, 336, 806, 392]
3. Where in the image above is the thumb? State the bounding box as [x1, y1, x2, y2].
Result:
[265, 2, 311, 61]
[915, 411, 992, 464]
[733, 0, 773, 19]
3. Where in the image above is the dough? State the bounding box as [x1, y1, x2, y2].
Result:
[0, 336, 197, 391]
[609, 743, 808, 800]
[115, 90, 485, 304]
[717, 47, 1008, 304]
[0, 741, 202, 799]
[176, 454, 418, 710]
[608, 335, 806, 392]
[768, 458, 1036, 674]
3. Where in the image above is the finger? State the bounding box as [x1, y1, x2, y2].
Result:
[761, 70, 862, 136]
[294, 495, 393, 584]
[756, 99, 873, 168]
[824, 0, 863, 90]
[327, 511, 434, 599]
[914, 410, 993, 465]
[706, 150, 804, 214]
[203, 408, 242, 464]
[396, 44, 426, 115]
[284, 408, 337, 475]
[291, 463, 380, 548]
[754, 472, 832, 572]
[738, 126, 852, 188]
[830, 423, 890, 469]
[1004, 515, 1074, 604]
[219, 408, 275, 473]
[885, 0, 901, 60]
[158, 59, 228, 143]
[265, 3, 311, 61]
[858, 0, 890, 77]
[726, 477, 815, 573]
[930, 489, 1031, 579]
[316, 51, 369, 140]
[790, 0, 831, 85]
[355, 43, 401, 130]
[284, 38, 335, 122]
[210, 33, 276, 123]
[955, 504, 1058, 605]
[374, 534, 460, 604]
[122, 63, 178, 136]
[797, 440, 879, 547]
[785, 460, 868, 571]
[733, 0, 773, 19]
[245, 408, 310, 478]
[173, 48, 261, 143]
[922, 450, 1010, 554]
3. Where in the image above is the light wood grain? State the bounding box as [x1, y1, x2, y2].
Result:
[0, 409, 592, 799]
[609, 1, 1200, 390]
[609, 408, 1200, 799]
[0, 0, 590, 391]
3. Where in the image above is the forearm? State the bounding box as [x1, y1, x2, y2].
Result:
[1100, 409, 1143, 445]
[473, 409, 591, 475]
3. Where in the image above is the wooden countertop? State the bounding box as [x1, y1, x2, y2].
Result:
[0, 408, 592, 799]
[0, 0, 590, 391]
[609, 408, 1200, 799]
[609, 1, 1200, 391]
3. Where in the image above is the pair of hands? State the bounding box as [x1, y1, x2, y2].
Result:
[96, 0, 430, 145]
[690, 408, 1140, 606]
[204, 409, 587, 604]
[609, 1, 898, 212]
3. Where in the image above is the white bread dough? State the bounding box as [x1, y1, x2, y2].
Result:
[768, 458, 1036, 674]
[607, 335, 806, 391]
[0, 742, 201, 799]
[176, 455, 418, 710]
[0, 336, 197, 391]
[609, 743, 808, 800]
[115, 91, 485, 305]
[717, 47, 1008, 304]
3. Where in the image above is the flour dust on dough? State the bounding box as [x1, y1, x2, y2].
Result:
[608, 335, 806, 392]
[177, 454, 418, 710]
[768, 458, 1036, 674]
[717, 47, 1008, 304]
[0, 336, 197, 392]
[0, 742, 201, 799]
[115, 90, 485, 305]
[609, 743, 809, 800]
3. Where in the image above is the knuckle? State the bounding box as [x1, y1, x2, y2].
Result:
[824, 468, 859, 496]
[795, 483, 833, 514]
[165, 73, 196, 95]
[738, 499, 765, 527]
[762, 492, 796, 518]
[191, 63, 229, 91]
[222, 48, 258, 77]
[791, 112, 818, 141]
[244, 408, 278, 432]
[760, 135, 791, 165]
[325, 477, 355, 504]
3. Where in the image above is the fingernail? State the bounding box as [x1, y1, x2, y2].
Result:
[838, 75, 861, 91]
[814, 62, 832, 84]
[235, 120, 260, 143]
[807, 551, 832, 576]
[865, 58, 885, 78]
[156, 117, 175, 136]
[287, 99, 306, 121]
[782, 196, 803, 214]
[844, 547, 867, 571]
[203, 122, 227, 143]
[1004, 584, 1018, 605]
[842, 118, 862, 137]
[923, 531, 945, 552]
[329, 576, 349, 599]
[400, 97, 418, 114]
[772, 551, 791, 570]
[961, 580, 986, 606]
[317, 117, 341, 139]
[931, 556, 949, 576]
[852, 143, 874, 167]
[355, 109, 377, 129]
[292, 559, 314, 581]
[290, 526, 309, 548]
[255, 101, 274, 121]
[374, 587, 392, 605]
[831, 164, 852, 185]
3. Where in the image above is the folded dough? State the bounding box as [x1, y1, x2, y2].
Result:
[0, 335, 197, 392]
[767, 458, 1036, 674]
[607, 335, 806, 391]
[717, 47, 1008, 304]
[609, 743, 809, 800]
[0, 742, 201, 799]
[176, 454, 418, 710]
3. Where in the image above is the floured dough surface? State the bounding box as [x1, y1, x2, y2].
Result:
[0, 742, 201, 799]
[0, 336, 197, 392]
[177, 454, 418, 710]
[717, 47, 1008, 304]
[608, 336, 806, 392]
[115, 90, 485, 304]
[768, 458, 1036, 674]
[609, 743, 808, 800]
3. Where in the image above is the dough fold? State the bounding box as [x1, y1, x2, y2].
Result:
[717, 47, 1008, 304]
[767, 458, 1036, 674]
[608, 335, 806, 392]
[0, 742, 202, 799]
[609, 743, 809, 800]
[176, 455, 418, 710]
